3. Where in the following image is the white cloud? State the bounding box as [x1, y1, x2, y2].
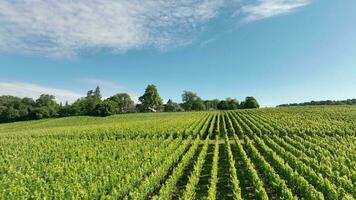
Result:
[240, 0, 311, 22]
[0, 0, 313, 55]
[199, 38, 217, 48]
[0, 0, 224, 56]
[0, 82, 82, 103]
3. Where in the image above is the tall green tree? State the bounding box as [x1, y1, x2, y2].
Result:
[217, 98, 239, 110]
[31, 94, 59, 119]
[138, 84, 163, 112]
[217, 100, 229, 110]
[72, 86, 102, 115]
[59, 101, 77, 117]
[205, 99, 220, 110]
[86, 86, 102, 115]
[192, 100, 206, 111]
[71, 97, 87, 115]
[182, 91, 205, 111]
[242, 96, 260, 109]
[108, 93, 134, 113]
[94, 99, 116, 116]
[164, 99, 183, 112]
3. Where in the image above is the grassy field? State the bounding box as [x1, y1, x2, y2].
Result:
[0, 106, 355, 199]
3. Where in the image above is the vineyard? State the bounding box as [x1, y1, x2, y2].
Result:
[0, 106, 355, 199]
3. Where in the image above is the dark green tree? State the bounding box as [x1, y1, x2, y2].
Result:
[192, 100, 206, 111]
[138, 84, 163, 112]
[205, 99, 220, 110]
[86, 86, 102, 115]
[59, 101, 76, 117]
[226, 98, 239, 110]
[242, 96, 260, 109]
[71, 97, 87, 115]
[216, 98, 239, 110]
[72, 86, 102, 115]
[182, 91, 205, 111]
[217, 100, 229, 110]
[94, 100, 116, 116]
[108, 93, 134, 113]
[31, 94, 59, 119]
[182, 91, 195, 111]
[0, 96, 35, 122]
[164, 99, 183, 112]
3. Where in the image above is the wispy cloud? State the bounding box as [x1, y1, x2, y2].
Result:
[199, 38, 217, 48]
[0, 0, 312, 55]
[0, 0, 224, 57]
[240, 0, 311, 22]
[0, 82, 82, 103]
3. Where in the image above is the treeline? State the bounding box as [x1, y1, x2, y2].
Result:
[277, 99, 356, 107]
[0, 84, 259, 123]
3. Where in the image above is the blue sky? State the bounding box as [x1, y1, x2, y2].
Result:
[0, 0, 355, 107]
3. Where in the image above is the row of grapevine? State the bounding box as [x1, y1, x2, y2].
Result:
[261, 133, 344, 199]
[207, 134, 219, 200]
[228, 111, 295, 199]
[0, 137, 180, 199]
[225, 113, 269, 199]
[243, 112, 344, 199]
[115, 137, 178, 198]
[181, 136, 210, 199]
[289, 134, 356, 177]
[1, 112, 209, 139]
[221, 114, 243, 200]
[245, 106, 356, 137]
[126, 138, 191, 199]
[231, 112, 324, 200]
[152, 136, 201, 200]
[151, 113, 217, 199]
[249, 132, 324, 199]
[268, 134, 355, 198]
[207, 113, 217, 138]
[243, 136, 296, 200]
[247, 112, 356, 182]
[241, 111, 355, 199]
[293, 133, 356, 171]
[184, 113, 211, 137]
[1, 106, 356, 199]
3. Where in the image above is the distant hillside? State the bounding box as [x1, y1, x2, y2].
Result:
[277, 99, 356, 107]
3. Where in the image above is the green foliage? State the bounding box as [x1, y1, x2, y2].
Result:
[222, 114, 243, 200]
[0, 83, 263, 123]
[108, 93, 134, 113]
[181, 136, 210, 200]
[152, 136, 201, 200]
[207, 134, 219, 200]
[139, 84, 163, 112]
[241, 96, 260, 109]
[278, 99, 356, 107]
[85, 86, 103, 115]
[0, 94, 61, 122]
[204, 99, 220, 110]
[217, 98, 240, 110]
[72, 86, 102, 116]
[0, 96, 34, 122]
[31, 94, 59, 119]
[59, 101, 76, 117]
[164, 99, 183, 112]
[0, 104, 355, 200]
[94, 100, 116, 116]
[181, 90, 206, 111]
